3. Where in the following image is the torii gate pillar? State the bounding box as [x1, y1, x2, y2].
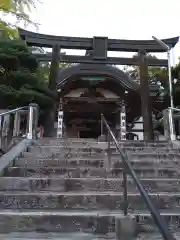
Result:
[139, 50, 154, 140]
[44, 44, 60, 137]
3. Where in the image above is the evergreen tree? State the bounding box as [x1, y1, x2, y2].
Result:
[0, 40, 55, 121]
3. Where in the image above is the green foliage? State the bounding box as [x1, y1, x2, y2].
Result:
[0, 40, 38, 71]
[172, 62, 180, 80]
[0, 53, 19, 71]
[153, 118, 164, 134]
[17, 87, 54, 108]
[34, 85, 57, 100]
[0, 0, 13, 10]
[0, 0, 39, 39]
[0, 40, 55, 112]
[6, 71, 38, 88]
[36, 62, 51, 84]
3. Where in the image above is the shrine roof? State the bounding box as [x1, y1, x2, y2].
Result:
[57, 63, 140, 92]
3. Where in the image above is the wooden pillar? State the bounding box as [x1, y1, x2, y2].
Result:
[48, 44, 61, 91]
[44, 44, 61, 137]
[139, 50, 154, 141]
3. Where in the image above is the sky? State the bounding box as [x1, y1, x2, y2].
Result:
[29, 0, 180, 65]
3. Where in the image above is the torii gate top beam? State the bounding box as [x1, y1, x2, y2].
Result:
[19, 29, 179, 53]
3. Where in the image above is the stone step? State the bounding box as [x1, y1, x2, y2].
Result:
[111, 149, 180, 155]
[4, 166, 180, 178]
[28, 145, 105, 153]
[23, 149, 180, 160]
[112, 140, 169, 147]
[0, 192, 180, 211]
[115, 147, 179, 153]
[0, 232, 115, 239]
[14, 158, 180, 168]
[34, 139, 99, 146]
[111, 152, 180, 159]
[118, 143, 170, 148]
[0, 177, 179, 192]
[35, 138, 169, 146]
[28, 143, 104, 151]
[0, 209, 177, 233]
[138, 232, 180, 240]
[37, 144, 170, 150]
[113, 159, 180, 168]
[23, 151, 105, 159]
[1, 232, 179, 240]
[28, 145, 179, 155]
[33, 145, 171, 153]
[14, 158, 105, 168]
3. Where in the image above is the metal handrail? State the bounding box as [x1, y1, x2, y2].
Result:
[0, 107, 29, 117]
[101, 114, 175, 240]
[169, 107, 180, 112]
[0, 104, 38, 141]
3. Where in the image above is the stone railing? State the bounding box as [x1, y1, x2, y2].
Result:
[0, 104, 38, 153]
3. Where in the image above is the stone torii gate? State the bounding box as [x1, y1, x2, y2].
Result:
[19, 28, 179, 140]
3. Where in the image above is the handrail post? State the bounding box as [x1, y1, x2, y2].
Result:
[101, 113, 103, 136]
[13, 111, 20, 137]
[27, 103, 38, 140]
[107, 131, 111, 164]
[163, 109, 172, 141]
[123, 164, 128, 216]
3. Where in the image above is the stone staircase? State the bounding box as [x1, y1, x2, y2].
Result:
[0, 138, 180, 239]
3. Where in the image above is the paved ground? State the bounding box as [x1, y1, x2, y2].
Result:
[1, 232, 180, 239]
